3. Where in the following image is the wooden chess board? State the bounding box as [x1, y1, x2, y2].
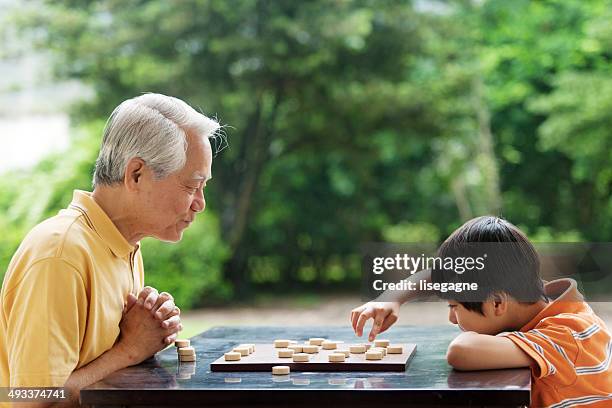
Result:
[210, 343, 417, 372]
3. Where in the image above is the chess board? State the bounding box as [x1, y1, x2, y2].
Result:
[210, 343, 417, 372]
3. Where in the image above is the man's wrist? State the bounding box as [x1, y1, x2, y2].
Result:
[109, 342, 137, 368]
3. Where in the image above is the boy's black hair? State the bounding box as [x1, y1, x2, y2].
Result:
[431, 216, 545, 315]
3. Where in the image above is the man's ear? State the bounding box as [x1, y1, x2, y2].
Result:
[124, 157, 146, 192]
[492, 292, 509, 316]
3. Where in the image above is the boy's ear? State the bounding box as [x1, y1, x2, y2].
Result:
[492, 292, 509, 316]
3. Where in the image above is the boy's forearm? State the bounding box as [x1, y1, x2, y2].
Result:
[446, 331, 532, 371]
[378, 268, 432, 304]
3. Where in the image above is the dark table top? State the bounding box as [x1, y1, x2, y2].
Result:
[81, 325, 531, 407]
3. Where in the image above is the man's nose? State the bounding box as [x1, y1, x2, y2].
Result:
[191, 190, 206, 213]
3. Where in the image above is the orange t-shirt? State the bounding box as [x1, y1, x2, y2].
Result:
[503, 279, 612, 407]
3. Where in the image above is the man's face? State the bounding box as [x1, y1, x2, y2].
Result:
[138, 131, 213, 242]
[447, 300, 503, 335]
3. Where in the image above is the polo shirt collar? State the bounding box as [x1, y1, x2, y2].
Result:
[520, 278, 587, 331]
[69, 190, 135, 259]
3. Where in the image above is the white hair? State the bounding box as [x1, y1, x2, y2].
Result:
[93, 93, 220, 187]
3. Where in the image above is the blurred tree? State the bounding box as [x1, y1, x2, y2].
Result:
[2, 0, 610, 305]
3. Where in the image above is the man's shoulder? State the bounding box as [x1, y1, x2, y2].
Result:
[12, 208, 101, 269]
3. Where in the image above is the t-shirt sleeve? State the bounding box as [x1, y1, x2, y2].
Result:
[503, 326, 578, 385]
[5, 258, 87, 387]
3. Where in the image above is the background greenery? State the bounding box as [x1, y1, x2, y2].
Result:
[1, 0, 610, 308]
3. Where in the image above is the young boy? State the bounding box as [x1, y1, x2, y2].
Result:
[351, 216, 612, 407]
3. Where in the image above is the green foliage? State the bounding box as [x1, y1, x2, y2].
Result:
[2, 0, 611, 304]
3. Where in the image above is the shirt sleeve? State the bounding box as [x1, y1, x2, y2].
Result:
[503, 326, 579, 385]
[5, 258, 87, 387]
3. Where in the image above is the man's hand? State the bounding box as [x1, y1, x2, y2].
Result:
[350, 301, 400, 342]
[128, 287, 182, 342]
[117, 294, 181, 366]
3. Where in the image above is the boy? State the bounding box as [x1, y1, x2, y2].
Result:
[351, 216, 612, 407]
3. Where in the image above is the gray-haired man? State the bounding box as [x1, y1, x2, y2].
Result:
[0, 94, 218, 406]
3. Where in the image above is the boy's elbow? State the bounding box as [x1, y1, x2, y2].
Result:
[446, 342, 470, 370]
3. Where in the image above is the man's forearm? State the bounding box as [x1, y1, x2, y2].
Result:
[63, 345, 133, 406]
[378, 268, 432, 304]
[24, 345, 133, 408]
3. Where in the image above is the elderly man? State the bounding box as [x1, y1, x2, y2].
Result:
[0, 93, 218, 405]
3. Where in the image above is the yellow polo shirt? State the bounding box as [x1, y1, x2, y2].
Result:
[0, 190, 144, 387]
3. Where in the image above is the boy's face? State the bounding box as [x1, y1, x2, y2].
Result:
[447, 300, 506, 335]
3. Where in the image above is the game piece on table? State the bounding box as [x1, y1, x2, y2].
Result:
[374, 339, 390, 348]
[336, 349, 350, 357]
[179, 354, 196, 363]
[175, 339, 190, 348]
[372, 347, 387, 356]
[233, 346, 250, 356]
[387, 345, 403, 354]
[272, 365, 290, 375]
[292, 353, 310, 362]
[224, 352, 241, 361]
[321, 340, 338, 350]
[365, 350, 383, 360]
[328, 353, 346, 362]
[308, 338, 325, 346]
[178, 346, 195, 356]
[274, 339, 291, 348]
[349, 344, 366, 354]
[302, 345, 319, 353]
[278, 349, 294, 358]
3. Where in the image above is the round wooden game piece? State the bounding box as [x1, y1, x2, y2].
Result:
[178, 346, 195, 356]
[288, 345, 303, 353]
[179, 355, 196, 362]
[272, 365, 290, 375]
[302, 345, 318, 354]
[308, 338, 326, 346]
[292, 353, 310, 362]
[349, 345, 366, 354]
[224, 352, 241, 361]
[274, 339, 291, 348]
[278, 349, 294, 358]
[328, 353, 346, 362]
[387, 345, 403, 354]
[175, 339, 190, 348]
[365, 350, 383, 360]
[289, 340, 298, 345]
[336, 349, 350, 357]
[372, 347, 387, 356]
[321, 340, 337, 350]
[238, 343, 255, 354]
[233, 346, 250, 356]
[374, 339, 390, 348]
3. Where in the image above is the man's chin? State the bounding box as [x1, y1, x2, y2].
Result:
[156, 230, 184, 243]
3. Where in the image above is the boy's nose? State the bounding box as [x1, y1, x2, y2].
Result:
[448, 309, 458, 325]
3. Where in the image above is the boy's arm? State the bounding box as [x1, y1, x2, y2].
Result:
[351, 268, 431, 341]
[446, 331, 533, 371]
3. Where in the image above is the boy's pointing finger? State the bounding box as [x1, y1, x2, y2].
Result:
[356, 308, 374, 337]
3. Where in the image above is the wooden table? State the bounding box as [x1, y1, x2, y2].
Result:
[81, 326, 531, 407]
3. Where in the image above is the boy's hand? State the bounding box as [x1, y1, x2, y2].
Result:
[350, 301, 400, 342]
